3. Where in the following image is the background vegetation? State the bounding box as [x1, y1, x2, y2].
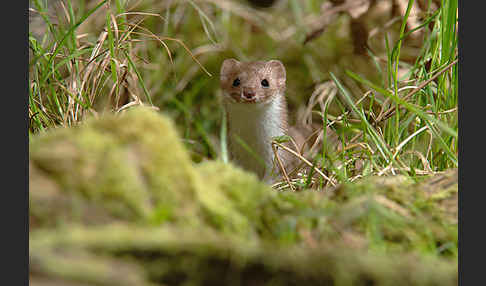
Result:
[29, 0, 457, 188]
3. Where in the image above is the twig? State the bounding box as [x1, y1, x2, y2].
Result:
[273, 142, 336, 187]
[272, 143, 295, 191]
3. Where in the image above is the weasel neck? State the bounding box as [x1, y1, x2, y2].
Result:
[224, 94, 288, 180]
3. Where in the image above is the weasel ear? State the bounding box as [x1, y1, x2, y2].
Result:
[266, 60, 286, 87]
[220, 58, 240, 82]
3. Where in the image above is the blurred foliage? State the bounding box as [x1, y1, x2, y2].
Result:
[30, 107, 457, 285]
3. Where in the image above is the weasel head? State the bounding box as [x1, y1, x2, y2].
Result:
[220, 59, 286, 104]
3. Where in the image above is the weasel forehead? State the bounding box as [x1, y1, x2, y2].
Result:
[243, 62, 269, 74]
[235, 62, 272, 82]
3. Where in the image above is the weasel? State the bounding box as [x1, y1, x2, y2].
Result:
[220, 59, 304, 182]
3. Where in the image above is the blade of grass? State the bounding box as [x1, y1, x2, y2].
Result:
[345, 70, 457, 167]
[330, 72, 394, 164]
[106, 11, 119, 100]
[220, 108, 228, 163]
[122, 49, 153, 105]
[46, 0, 108, 71]
[346, 70, 457, 138]
[234, 134, 266, 168]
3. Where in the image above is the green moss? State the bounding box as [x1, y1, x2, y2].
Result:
[196, 161, 273, 235]
[29, 108, 274, 234]
[30, 224, 457, 286]
[30, 107, 202, 225]
[29, 107, 457, 285]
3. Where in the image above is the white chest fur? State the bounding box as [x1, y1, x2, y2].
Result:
[224, 95, 286, 180]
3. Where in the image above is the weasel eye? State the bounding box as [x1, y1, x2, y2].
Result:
[261, 79, 269, 88]
[232, 78, 240, 87]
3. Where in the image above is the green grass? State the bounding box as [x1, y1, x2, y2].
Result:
[29, 0, 458, 189]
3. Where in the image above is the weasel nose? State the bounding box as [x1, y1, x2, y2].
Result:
[243, 91, 255, 99]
